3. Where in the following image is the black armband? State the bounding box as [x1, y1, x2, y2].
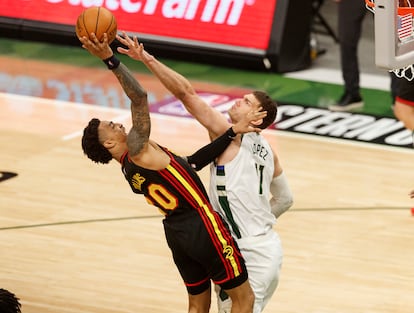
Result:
[103, 55, 120, 70]
[186, 127, 236, 171]
[226, 127, 237, 139]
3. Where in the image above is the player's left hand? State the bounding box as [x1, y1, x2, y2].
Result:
[232, 107, 267, 134]
[79, 33, 113, 60]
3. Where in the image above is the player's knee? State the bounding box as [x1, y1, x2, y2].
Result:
[188, 288, 211, 313]
[247, 289, 255, 306]
[394, 102, 414, 130]
[188, 300, 210, 313]
[396, 113, 414, 130]
[235, 288, 255, 311]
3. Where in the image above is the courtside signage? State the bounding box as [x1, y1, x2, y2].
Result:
[275, 104, 412, 148]
[1, 0, 277, 50]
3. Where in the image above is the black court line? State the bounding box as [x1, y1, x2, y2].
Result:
[0, 215, 161, 231]
[1, 206, 410, 231]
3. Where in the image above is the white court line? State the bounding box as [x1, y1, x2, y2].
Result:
[62, 112, 131, 141]
[4, 91, 199, 141]
[0, 92, 130, 141]
[61, 111, 200, 141]
[285, 68, 391, 91]
[0, 92, 128, 114]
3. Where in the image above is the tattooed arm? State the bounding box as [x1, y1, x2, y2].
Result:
[112, 63, 151, 157]
[79, 33, 151, 157]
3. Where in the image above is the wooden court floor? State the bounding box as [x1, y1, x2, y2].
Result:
[1, 92, 414, 313]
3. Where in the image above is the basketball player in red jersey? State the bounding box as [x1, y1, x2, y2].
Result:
[79, 33, 267, 313]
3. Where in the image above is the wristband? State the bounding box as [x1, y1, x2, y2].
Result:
[103, 55, 120, 70]
[226, 127, 237, 139]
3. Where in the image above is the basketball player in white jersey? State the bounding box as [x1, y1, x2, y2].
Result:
[117, 32, 294, 313]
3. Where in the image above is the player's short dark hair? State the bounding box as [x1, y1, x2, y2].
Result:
[81, 118, 113, 164]
[253, 90, 278, 129]
[0, 289, 22, 313]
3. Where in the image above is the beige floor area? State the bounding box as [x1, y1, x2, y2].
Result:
[1, 92, 414, 313]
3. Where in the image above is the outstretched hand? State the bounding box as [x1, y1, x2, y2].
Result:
[116, 31, 150, 62]
[232, 107, 267, 134]
[79, 33, 113, 60]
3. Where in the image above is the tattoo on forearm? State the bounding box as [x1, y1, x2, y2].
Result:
[113, 63, 151, 156]
[113, 63, 146, 100]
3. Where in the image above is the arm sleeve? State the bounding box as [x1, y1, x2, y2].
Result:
[185, 127, 236, 171]
[269, 171, 294, 218]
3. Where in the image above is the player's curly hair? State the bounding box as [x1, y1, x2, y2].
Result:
[253, 91, 278, 129]
[81, 118, 113, 164]
[0, 289, 22, 313]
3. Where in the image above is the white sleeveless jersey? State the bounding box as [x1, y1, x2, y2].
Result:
[209, 132, 276, 239]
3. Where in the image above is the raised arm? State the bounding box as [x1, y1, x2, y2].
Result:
[117, 63, 151, 156]
[79, 33, 150, 156]
[116, 32, 230, 138]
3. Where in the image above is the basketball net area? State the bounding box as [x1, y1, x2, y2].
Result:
[366, 0, 414, 80]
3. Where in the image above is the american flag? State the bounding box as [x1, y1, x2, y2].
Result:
[397, 13, 413, 41]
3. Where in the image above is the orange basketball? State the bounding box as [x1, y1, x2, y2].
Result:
[75, 7, 117, 44]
